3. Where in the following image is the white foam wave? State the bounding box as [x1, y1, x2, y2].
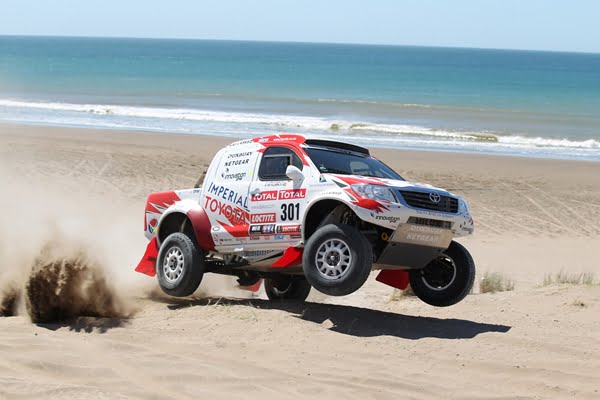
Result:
[498, 135, 600, 149]
[1, 98, 598, 151]
[317, 98, 433, 108]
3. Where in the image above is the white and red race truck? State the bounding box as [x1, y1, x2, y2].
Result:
[136, 134, 475, 306]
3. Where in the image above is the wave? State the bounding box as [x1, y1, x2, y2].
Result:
[316, 98, 434, 108]
[1, 98, 599, 151]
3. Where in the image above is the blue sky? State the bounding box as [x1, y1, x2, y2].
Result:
[1, 0, 599, 53]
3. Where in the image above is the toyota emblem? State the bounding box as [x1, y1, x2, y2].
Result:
[429, 192, 441, 203]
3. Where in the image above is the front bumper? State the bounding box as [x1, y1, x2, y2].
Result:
[374, 222, 453, 270]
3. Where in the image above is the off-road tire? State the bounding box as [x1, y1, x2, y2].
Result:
[302, 223, 372, 296]
[157, 232, 205, 297]
[264, 275, 312, 301]
[409, 240, 475, 307]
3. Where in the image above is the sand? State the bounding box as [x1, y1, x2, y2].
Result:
[0, 123, 599, 399]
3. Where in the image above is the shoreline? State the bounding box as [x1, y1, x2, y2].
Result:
[2, 120, 599, 164]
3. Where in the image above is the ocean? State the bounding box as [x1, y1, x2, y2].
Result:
[1, 36, 599, 161]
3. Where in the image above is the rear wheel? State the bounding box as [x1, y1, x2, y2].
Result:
[409, 241, 475, 307]
[157, 232, 205, 297]
[264, 275, 311, 301]
[302, 223, 372, 296]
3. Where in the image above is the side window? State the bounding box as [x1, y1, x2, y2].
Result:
[258, 146, 303, 181]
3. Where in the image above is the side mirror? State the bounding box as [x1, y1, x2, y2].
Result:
[286, 165, 304, 182]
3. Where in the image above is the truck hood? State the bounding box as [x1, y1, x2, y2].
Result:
[328, 174, 455, 197]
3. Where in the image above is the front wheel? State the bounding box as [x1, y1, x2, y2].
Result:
[409, 240, 475, 307]
[302, 223, 373, 296]
[264, 275, 311, 301]
[156, 232, 205, 297]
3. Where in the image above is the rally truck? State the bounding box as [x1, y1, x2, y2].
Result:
[136, 134, 476, 307]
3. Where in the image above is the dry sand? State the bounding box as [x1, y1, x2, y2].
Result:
[0, 123, 599, 399]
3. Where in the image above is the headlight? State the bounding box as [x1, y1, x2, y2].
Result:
[458, 198, 470, 213]
[351, 184, 397, 203]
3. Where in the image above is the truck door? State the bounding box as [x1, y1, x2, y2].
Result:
[247, 146, 309, 250]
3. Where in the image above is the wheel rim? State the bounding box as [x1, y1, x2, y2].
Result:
[271, 279, 293, 296]
[163, 246, 185, 283]
[420, 254, 457, 291]
[315, 238, 352, 280]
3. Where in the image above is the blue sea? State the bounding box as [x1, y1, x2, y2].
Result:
[1, 36, 599, 161]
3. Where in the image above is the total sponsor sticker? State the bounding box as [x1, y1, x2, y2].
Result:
[278, 189, 306, 200]
[251, 190, 278, 201]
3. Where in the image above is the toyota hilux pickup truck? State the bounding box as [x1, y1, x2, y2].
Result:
[136, 134, 475, 307]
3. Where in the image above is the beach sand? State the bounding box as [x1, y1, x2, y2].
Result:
[1, 123, 599, 399]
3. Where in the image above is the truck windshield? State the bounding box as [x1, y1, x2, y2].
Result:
[304, 147, 404, 180]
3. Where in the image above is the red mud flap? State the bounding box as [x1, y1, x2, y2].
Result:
[239, 280, 263, 292]
[135, 237, 158, 277]
[271, 247, 303, 268]
[376, 269, 410, 290]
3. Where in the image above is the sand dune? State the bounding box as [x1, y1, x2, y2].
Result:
[1, 124, 599, 399]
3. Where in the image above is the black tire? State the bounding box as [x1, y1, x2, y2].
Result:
[156, 232, 205, 297]
[302, 223, 372, 296]
[409, 240, 475, 307]
[264, 275, 312, 301]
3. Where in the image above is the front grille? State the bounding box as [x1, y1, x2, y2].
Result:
[407, 217, 452, 229]
[398, 190, 459, 213]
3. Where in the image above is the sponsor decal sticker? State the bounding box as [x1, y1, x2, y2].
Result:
[375, 215, 401, 224]
[224, 159, 249, 167]
[460, 225, 474, 234]
[207, 182, 248, 209]
[416, 209, 449, 218]
[276, 224, 301, 234]
[278, 188, 306, 200]
[228, 139, 252, 147]
[204, 196, 249, 226]
[248, 224, 276, 235]
[244, 250, 277, 257]
[264, 181, 288, 187]
[406, 233, 440, 243]
[228, 152, 252, 159]
[251, 190, 278, 201]
[250, 203, 277, 210]
[250, 213, 276, 224]
[262, 224, 275, 234]
[221, 169, 247, 181]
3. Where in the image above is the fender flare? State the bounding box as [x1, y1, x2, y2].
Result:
[301, 195, 357, 241]
[156, 199, 215, 251]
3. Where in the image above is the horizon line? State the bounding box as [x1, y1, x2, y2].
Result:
[1, 33, 599, 56]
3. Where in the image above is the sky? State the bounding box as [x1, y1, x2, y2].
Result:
[1, 0, 599, 53]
